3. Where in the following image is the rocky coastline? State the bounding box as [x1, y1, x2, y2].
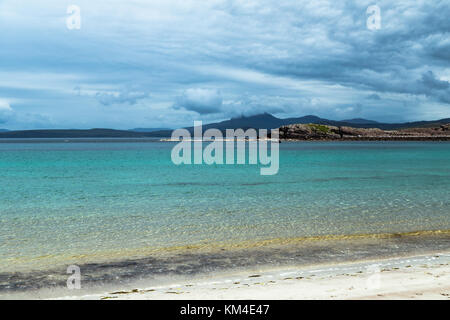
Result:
[279, 123, 450, 141]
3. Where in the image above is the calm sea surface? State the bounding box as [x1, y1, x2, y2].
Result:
[1, 141, 449, 273]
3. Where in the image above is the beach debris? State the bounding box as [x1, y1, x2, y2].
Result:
[141, 289, 155, 293]
[100, 296, 118, 300]
[108, 288, 140, 295]
[109, 290, 130, 295]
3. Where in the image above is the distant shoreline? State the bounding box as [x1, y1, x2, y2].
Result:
[0, 137, 449, 143]
[281, 136, 450, 141]
[0, 137, 166, 143]
[1, 120, 449, 141]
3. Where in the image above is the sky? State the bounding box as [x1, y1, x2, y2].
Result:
[0, 0, 449, 130]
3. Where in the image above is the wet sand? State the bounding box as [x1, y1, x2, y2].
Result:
[59, 252, 450, 300]
[2, 231, 449, 299]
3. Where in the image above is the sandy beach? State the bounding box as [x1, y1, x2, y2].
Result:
[49, 251, 450, 300]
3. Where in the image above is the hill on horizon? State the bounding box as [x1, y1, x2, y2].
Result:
[0, 113, 449, 138]
[146, 113, 450, 137]
[129, 127, 172, 132]
[341, 118, 380, 124]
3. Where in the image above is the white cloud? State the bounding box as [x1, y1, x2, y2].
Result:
[0, 100, 14, 124]
[0, 100, 12, 110]
[173, 88, 223, 114]
[95, 90, 150, 106]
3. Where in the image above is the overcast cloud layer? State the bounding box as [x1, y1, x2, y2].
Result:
[0, 0, 449, 129]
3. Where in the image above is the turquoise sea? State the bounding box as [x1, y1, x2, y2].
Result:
[0, 140, 449, 284]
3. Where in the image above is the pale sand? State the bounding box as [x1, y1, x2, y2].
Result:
[56, 252, 450, 300]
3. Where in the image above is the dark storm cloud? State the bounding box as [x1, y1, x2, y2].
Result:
[366, 94, 381, 100]
[0, 0, 449, 129]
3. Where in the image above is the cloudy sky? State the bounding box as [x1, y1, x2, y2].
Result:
[0, 0, 449, 129]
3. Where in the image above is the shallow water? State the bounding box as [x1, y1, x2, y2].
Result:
[0, 141, 449, 277]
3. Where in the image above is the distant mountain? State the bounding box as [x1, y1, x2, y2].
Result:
[129, 128, 171, 132]
[204, 113, 285, 130]
[148, 114, 450, 136]
[393, 119, 450, 129]
[0, 129, 8, 132]
[0, 114, 449, 138]
[341, 118, 379, 124]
